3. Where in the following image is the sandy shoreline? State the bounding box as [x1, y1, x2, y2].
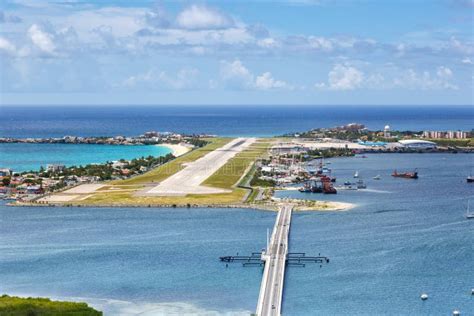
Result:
[270, 198, 356, 212]
[160, 143, 192, 157]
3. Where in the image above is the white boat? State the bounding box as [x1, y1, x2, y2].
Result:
[354, 171, 359, 178]
[337, 184, 358, 190]
[420, 293, 428, 300]
[373, 175, 381, 180]
[466, 200, 474, 219]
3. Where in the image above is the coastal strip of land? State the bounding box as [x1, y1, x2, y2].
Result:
[17, 136, 357, 212]
[160, 143, 192, 157]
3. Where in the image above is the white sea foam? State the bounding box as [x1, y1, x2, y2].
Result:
[75, 297, 252, 316]
[361, 189, 391, 194]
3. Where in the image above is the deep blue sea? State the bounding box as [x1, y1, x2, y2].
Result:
[1, 105, 473, 137]
[1, 153, 473, 315]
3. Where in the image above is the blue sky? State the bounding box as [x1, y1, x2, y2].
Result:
[0, 0, 473, 105]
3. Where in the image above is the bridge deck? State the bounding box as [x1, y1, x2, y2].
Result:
[256, 204, 292, 316]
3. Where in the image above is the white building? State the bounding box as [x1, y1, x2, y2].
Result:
[398, 139, 436, 149]
[384, 125, 391, 138]
[455, 131, 467, 139]
[47, 164, 66, 172]
[0, 168, 12, 177]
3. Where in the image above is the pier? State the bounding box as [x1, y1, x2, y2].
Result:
[219, 203, 329, 315]
[256, 203, 292, 315]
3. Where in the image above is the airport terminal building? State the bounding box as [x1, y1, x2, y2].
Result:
[398, 139, 437, 149]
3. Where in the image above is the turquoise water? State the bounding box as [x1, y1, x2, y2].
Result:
[0, 153, 473, 315]
[0, 143, 172, 172]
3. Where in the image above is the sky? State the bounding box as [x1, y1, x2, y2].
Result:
[0, 0, 473, 106]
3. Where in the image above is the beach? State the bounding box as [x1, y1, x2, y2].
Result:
[160, 143, 192, 157]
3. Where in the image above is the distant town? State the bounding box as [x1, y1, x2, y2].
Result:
[0, 133, 208, 201]
[0, 131, 214, 145]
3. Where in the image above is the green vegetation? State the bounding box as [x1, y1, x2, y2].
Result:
[111, 138, 231, 185]
[38, 154, 176, 181]
[202, 142, 271, 189]
[79, 188, 248, 206]
[0, 295, 102, 316]
[76, 139, 271, 206]
[246, 187, 261, 203]
[2, 176, 11, 186]
[428, 138, 474, 147]
[306, 148, 355, 158]
[186, 137, 209, 148]
[250, 168, 275, 187]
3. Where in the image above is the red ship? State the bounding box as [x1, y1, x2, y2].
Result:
[392, 169, 418, 179]
[322, 181, 337, 194]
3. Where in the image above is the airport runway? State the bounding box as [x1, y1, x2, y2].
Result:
[145, 138, 256, 196]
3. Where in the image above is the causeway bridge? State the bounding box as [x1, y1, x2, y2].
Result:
[219, 203, 329, 315]
[255, 203, 293, 315]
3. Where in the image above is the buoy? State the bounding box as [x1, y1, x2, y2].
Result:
[420, 293, 428, 301]
[452, 310, 460, 316]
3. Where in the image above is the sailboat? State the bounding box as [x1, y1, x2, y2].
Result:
[466, 200, 474, 219]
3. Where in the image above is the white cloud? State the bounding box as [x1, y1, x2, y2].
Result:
[394, 67, 458, 90]
[461, 57, 473, 65]
[316, 64, 364, 90]
[257, 37, 280, 48]
[144, 5, 170, 28]
[220, 59, 254, 88]
[0, 37, 16, 55]
[436, 66, 453, 79]
[315, 64, 458, 91]
[176, 5, 233, 30]
[122, 68, 199, 90]
[255, 72, 290, 90]
[220, 59, 290, 90]
[159, 68, 199, 90]
[308, 36, 333, 51]
[27, 24, 56, 54]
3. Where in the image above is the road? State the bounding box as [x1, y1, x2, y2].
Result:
[145, 137, 255, 196]
[256, 204, 292, 316]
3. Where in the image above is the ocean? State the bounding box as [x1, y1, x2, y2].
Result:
[1, 105, 473, 138]
[0, 105, 473, 315]
[1, 153, 473, 315]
